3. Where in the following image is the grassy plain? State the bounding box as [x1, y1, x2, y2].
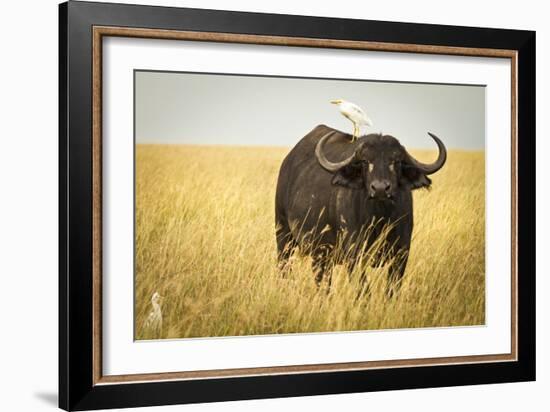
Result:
[135, 144, 485, 340]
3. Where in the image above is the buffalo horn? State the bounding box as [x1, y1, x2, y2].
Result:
[315, 131, 356, 172]
[405, 132, 447, 175]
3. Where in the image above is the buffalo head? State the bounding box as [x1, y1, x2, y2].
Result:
[315, 132, 447, 200]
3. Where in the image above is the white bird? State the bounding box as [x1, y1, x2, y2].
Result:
[330, 99, 373, 142]
[144, 292, 163, 336]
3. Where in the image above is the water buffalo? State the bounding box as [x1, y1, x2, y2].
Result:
[275, 124, 446, 293]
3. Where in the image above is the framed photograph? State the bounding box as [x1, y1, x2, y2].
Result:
[59, 1, 536, 410]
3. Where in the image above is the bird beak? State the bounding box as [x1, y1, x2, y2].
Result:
[330, 99, 340, 104]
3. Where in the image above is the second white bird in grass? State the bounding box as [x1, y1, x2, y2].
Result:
[144, 292, 163, 336]
[330, 99, 373, 142]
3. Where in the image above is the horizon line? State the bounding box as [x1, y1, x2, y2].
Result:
[135, 142, 485, 151]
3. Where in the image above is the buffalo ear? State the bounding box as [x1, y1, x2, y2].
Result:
[401, 163, 432, 190]
[331, 164, 363, 189]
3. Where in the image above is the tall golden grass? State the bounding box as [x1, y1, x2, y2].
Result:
[135, 144, 485, 340]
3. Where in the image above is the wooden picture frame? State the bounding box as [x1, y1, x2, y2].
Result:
[59, 1, 535, 410]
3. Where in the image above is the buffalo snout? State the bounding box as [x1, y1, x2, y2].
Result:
[369, 180, 392, 199]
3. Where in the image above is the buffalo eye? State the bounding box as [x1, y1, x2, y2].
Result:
[389, 162, 396, 173]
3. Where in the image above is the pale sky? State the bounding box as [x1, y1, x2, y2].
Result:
[135, 70, 485, 150]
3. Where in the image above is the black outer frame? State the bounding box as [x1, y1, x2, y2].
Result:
[59, 1, 535, 410]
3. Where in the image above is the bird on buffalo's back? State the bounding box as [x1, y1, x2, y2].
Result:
[330, 99, 373, 142]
